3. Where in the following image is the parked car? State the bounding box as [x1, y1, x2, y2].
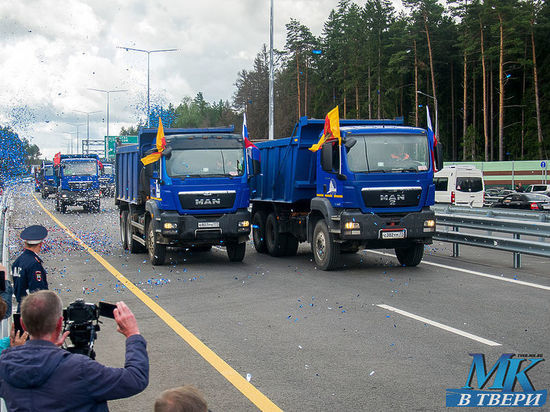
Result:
[525, 184, 550, 193]
[491, 193, 550, 211]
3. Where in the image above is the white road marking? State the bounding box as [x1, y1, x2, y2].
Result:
[377, 304, 501, 346]
[366, 250, 550, 291]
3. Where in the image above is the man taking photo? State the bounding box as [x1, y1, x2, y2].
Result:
[0, 290, 149, 411]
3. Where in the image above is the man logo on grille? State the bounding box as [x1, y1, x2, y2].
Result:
[195, 198, 221, 206]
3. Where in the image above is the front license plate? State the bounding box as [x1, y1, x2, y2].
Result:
[542, 204, 550, 210]
[380, 229, 406, 239]
[198, 222, 219, 228]
[77, 198, 87, 202]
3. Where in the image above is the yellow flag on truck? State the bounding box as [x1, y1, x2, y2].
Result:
[141, 117, 166, 165]
[308, 106, 341, 152]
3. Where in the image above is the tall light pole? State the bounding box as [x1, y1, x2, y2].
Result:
[416, 90, 438, 139]
[269, 0, 274, 140]
[88, 88, 127, 139]
[74, 110, 101, 153]
[66, 125, 84, 154]
[117, 46, 177, 126]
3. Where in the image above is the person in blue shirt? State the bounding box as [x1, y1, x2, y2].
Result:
[11, 225, 49, 312]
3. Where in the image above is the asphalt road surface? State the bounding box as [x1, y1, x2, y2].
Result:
[5, 185, 549, 411]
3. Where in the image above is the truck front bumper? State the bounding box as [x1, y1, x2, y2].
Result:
[335, 208, 436, 247]
[58, 189, 100, 205]
[155, 208, 251, 245]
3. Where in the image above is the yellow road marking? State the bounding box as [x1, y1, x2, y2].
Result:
[33, 194, 282, 412]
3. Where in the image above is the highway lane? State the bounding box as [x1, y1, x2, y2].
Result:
[6, 185, 549, 411]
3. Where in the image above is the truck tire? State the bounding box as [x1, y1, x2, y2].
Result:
[120, 210, 128, 250]
[41, 190, 47, 199]
[93, 200, 100, 213]
[284, 234, 299, 256]
[312, 220, 340, 271]
[226, 241, 246, 262]
[395, 243, 424, 267]
[147, 219, 166, 265]
[265, 213, 287, 257]
[60, 202, 67, 214]
[55, 198, 60, 212]
[252, 211, 267, 253]
[127, 214, 145, 254]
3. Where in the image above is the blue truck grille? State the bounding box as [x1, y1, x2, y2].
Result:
[68, 181, 93, 190]
[361, 187, 422, 208]
[178, 190, 236, 210]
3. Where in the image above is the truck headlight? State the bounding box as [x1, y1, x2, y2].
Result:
[239, 220, 250, 228]
[344, 221, 360, 230]
[163, 223, 177, 229]
[62, 194, 67, 198]
[424, 220, 435, 231]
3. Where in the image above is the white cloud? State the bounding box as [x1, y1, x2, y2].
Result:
[1, 0, 401, 158]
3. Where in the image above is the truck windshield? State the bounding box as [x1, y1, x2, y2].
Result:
[346, 133, 430, 173]
[44, 167, 54, 177]
[103, 165, 113, 175]
[63, 161, 97, 176]
[166, 149, 245, 178]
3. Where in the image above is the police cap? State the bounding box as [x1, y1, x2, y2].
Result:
[20, 225, 48, 244]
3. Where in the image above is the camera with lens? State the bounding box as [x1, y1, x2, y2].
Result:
[63, 299, 106, 359]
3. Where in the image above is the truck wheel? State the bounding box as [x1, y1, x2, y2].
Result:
[226, 241, 246, 262]
[284, 234, 299, 256]
[395, 243, 424, 267]
[55, 198, 60, 212]
[94, 200, 101, 213]
[60, 203, 67, 214]
[147, 219, 166, 265]
[41, 190, 47, 199]
[265, 213, 287, 257]
[252, 211, 267, 253]
[120, 210, 128, 250]
[312, 220, 340, 271]
[127, 214, 145, 253]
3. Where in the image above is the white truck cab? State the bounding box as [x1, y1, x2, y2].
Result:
[434, 165, 485, 207]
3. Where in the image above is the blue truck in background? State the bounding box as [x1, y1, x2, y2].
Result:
[54, 154, 101, 213]
[249, 116, 442, 270]
[115, 126, 256, 265]
[99, 162, 115, 197]
[40, 163, 56, 198]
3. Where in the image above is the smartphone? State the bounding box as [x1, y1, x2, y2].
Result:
[13, 313, 24, 334]
[0, 270, 5, 293]
[98, 302, 116, 319]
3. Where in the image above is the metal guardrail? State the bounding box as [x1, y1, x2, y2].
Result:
[0, 189, 11, 412]
[432, 204, 550, 268]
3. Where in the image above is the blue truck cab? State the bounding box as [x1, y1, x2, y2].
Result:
[54, 154, 101, 213]
[40, 163, 56, 198]
[100, 162, 115, 197]
[250, 116, 442, 270]
[115, 126, 253, 265]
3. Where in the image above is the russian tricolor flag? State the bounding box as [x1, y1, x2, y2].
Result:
[243, 113, 260, 172]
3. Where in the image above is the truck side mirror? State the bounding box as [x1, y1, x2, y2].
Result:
[321, 143, 333, 172]
[435, 143, 443, 171]
[252, 159, 261, 176]
[162, 146, 172, 159]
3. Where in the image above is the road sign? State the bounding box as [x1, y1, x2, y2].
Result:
[105, 135, 138, 159]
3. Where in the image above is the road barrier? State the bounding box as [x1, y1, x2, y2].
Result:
[433, 204, 550, 268]
[0, 190, 11, 412]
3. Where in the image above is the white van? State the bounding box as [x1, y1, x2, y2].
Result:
[434, 165, 485, 207]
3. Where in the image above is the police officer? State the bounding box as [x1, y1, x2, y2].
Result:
[11, 225, 48, 312]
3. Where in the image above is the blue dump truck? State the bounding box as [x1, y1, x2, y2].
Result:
[54, 154, 101, 213]
[115, 126, 255, 265]
[40, 163, 56, 198]
[250, 116, 442, 270]
[99, 162, 115, 197]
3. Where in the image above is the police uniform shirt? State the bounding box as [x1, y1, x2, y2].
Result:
[11, 248, 48, 304]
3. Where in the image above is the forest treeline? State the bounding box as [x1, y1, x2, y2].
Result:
[122, 0, 550, 162]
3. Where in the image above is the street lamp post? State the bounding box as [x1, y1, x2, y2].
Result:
[74, 110, 101, 153]
[66, 125, 84, 154]
[117, 46, 177, 126]
[269, 0, 274, 140]
[88, 89, 127, 141]
[416, 90, 438, 138]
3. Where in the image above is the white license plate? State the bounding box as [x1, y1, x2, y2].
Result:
[77, 198, 87, 202]
[198, 222, 219, 228]
[543, 204, 550, 210]
[380, 229, 406, 239]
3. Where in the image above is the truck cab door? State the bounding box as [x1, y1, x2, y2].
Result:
[317, 142, 344, 207]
